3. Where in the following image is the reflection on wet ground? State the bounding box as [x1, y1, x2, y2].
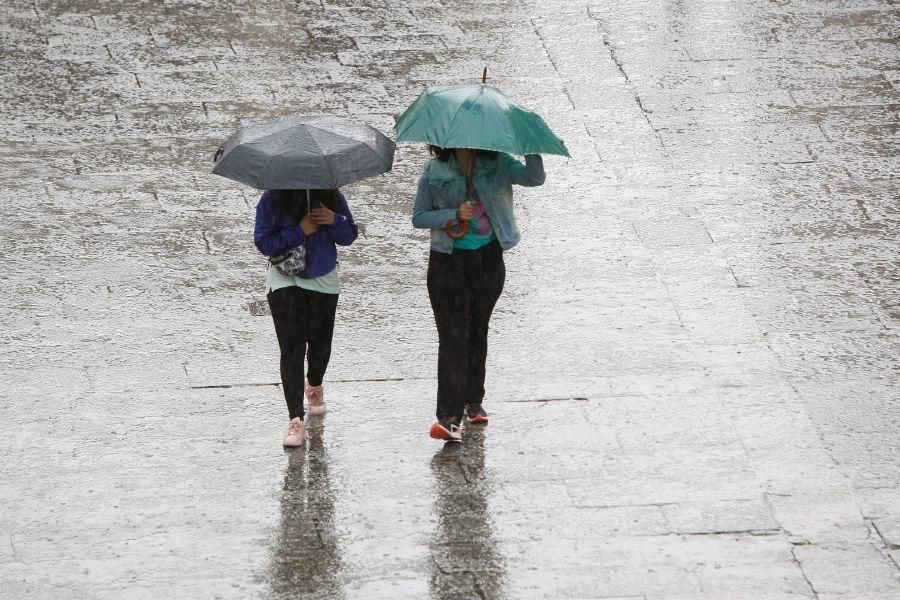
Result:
[429, 430, 505, 600]
[268, 420, 343, 600]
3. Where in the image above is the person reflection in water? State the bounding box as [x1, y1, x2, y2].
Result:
[412, 146, 545, 441]
[430, 429, 506, 598]
[268, 426, 343, 598]
[254, 188, 358, 447]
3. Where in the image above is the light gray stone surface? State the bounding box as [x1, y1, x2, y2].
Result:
[1, 0, 898, 598]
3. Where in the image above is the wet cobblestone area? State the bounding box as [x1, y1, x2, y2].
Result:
[1, 0, 898, 598]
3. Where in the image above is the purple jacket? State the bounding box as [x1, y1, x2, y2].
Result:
[254, 190, 358, 279]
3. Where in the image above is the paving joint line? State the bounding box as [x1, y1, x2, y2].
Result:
[574, 497, 762, 510]
[504, 396, 589, 403]
[529, 16, 604, 165]
[200, 230, 211, 253]
[673, 528, 783, 537]
[528, 18, 576, 112]
[790, 546, 820, 599]
[188, 376, 434, 390]
[595, 23, 667, 153]
[869, 519, 900, 572]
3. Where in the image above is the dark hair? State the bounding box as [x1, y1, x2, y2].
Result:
[428, 145, 499, 162]
[271, 189, 339, 222]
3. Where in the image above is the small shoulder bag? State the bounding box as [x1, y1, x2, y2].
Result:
[270, 244, 306, 276]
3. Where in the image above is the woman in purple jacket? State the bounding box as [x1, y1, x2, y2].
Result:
[254, 189, 358, 447]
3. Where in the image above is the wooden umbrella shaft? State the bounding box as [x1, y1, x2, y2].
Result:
[444, 71, 488, 239]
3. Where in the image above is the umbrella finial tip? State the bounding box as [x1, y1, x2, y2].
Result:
[482, 66, 488, 84]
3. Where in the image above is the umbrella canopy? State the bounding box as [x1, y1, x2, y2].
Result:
[212, 116, 395, 189]
[395, 83, 570, 157]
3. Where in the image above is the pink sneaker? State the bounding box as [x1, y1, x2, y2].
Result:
[305, 380, 326, 416]
[282, 417, 306, 447]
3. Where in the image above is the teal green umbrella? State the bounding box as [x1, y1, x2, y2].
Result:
[395, 82, 570, 157]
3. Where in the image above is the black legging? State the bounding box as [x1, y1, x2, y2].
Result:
[427, 239, 505, 419]
[267, 286, 339, 420]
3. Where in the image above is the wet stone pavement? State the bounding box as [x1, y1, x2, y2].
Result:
[1, 0, 899, 598]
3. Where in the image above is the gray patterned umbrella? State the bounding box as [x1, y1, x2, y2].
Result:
[211, 116, 395, 189]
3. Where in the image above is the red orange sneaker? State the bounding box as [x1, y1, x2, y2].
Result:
[429, 416, 462, 442]
[466, 404, 488, 425]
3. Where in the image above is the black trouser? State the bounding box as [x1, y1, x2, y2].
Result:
[427, 239, 506, 419]
[267, 286, 339, 420]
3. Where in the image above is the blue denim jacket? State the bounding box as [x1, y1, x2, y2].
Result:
[412, 153, 545, 254]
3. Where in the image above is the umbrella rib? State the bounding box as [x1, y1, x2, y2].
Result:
[306, 122, 382, 157]
[441, 86, 484, 150]
[306, 130, 339, 189]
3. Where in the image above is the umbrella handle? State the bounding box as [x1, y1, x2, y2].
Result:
[445, 220, 469, 239]
[446, 180, 475, 239]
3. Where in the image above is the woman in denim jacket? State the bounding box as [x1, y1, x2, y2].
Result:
[413, 146, 545, 440]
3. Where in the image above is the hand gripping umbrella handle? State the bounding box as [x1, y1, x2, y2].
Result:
[445, 179, 475, 239]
